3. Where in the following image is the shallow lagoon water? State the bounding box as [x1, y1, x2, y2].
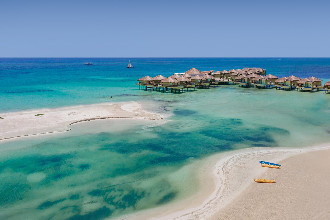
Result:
[0, 58, 330, 219]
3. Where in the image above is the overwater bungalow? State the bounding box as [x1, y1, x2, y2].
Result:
[284, 75, 300, 89]
[261, 74, 278, 87]
[201, 70, 214, 75]
[296, 78, 312, 92]
[212, 71, 222, 79]
[324, 81, 330, 94]
[190, 74, 202, 83]
[222, 70, 230, 79]
[138, 76, 153, 85]
[242, 68, 266, 75]
[137, 67, 328, 95]
[307, 76, 323, 90]
[152, 75, 166, 84]
[161, 77, 177, 86]
[234, 74, 246, 83]
[275, 77, 288, 89]
[176, 75, 191, 86]
[230, 71, 240, 81]
[184, 73, 192, 78]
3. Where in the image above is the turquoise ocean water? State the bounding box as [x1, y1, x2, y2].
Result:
[0, 58, 330, 219]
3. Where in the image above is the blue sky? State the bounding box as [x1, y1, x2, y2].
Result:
[1, 0, 329, 57]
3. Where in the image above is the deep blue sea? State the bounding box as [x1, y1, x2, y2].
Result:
[0, 58, 330, 220]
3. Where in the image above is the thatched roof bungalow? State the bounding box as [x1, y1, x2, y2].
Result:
[211, 71, 222, 79]
[307, 76, 322, 88]
[234, 74, 246, 82]
[221, 70, 231, 79]
[275, 77, 287, 85]
[324, 81, 330, 89]
[201, 70, 214, 75]
[191, 74, 203, 81]
[184, 73, 192, 78]
[285, 75, 301, 87]
[161, 77, 178, 86]
[262, 74, 278, 85]
[138, 76, 153, 81]
[138, 76, 153, 85]
[152, 75, 166, 84]
[176, 75, 191, 85]
[297, 78, 310, 87]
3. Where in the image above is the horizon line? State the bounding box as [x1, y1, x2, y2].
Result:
[1, 57, 330, 59]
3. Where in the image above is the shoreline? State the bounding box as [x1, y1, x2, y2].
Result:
[117, 142, 330, 220]
[0, 101, 165, 143]
[213, 146, 330, 219]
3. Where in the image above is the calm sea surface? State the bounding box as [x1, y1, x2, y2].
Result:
[0, 58, 330, 219]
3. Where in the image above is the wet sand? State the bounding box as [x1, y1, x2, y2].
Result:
[0, 101, 164, 142]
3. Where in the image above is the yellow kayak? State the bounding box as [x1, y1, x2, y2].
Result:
[261, 164, 281, 169]
[254, 178, 276, 183]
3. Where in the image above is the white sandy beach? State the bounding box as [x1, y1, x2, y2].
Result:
[0, 101, 164, 142]
[118, 143, 330, 220]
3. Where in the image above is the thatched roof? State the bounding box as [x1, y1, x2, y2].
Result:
[154, 75, 166, 80]
[236, 75, 244, 80]
[176, 75, 190, 82]
[286, 75, 300, 81]
[138, 76, 153, 81]
[185, 68, 201, 75]
[161, 77, 177, 83]
[203, 74, 214, 80]
[275, 77, 287, 83]
[170, 74, 180, 79]
[184, 73, 192, 78]
[324, 81, 330, 86]
[297, 78, 310, 84]
[308, 76, 322, 82]
[191, 75, 203, 80]
[247, 73, 259, 78]
[201, 70, 214, 75]
[265, 74, 278, 79]
[211, 71, 221, 75]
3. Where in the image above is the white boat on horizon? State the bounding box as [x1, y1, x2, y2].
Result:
[127, 60, 134, 68]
